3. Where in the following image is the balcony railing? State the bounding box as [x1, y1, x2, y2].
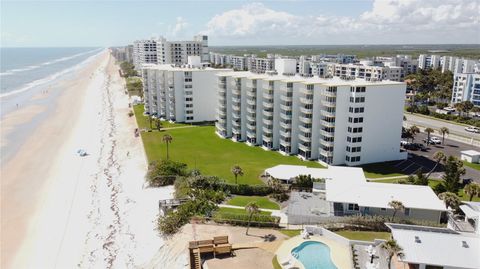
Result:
[320, 149, 333, 157]
[262, 126, 273, 134]
[320, 130, 334, 137]
[299, 115, 312, 124]
[300, 97, 313, 105]
[298, 143, 311, 152]
[298, 133, 312, 142]
[321, 100, 336, 107]
[280, 104, 292, 111]
[263, 101, 274, 108]
[280, 95, 293, 102]
[263, 110, 273, 117]
[299, 125, 311, 133]
[320, 110, 335, 117]
[321, 120, 335, 128]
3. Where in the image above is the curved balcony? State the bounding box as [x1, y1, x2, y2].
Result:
[279, 121, 291, 129]
[280, 113, 292, 120]
[320, 130, 334, 137]
[299, 115, 312, 124]
[280, 104, 292, 111]
[262, 135, 272, 142]
[320, 149, 333, 157]
[246, 123, 256, 130]
[320, 110, 335, 117]
[321, 100, 336, 107]
[263, 110, 273, 117]
[280, 95, 293, 102]
[263, 101, 274, 108]
[298, 125, 311, 133]
[232, 104, 241, 111]
[263, 118, 273, 125]
[300, 86, 313, 95]
[262, 126, 273, 134]
[300, 107, 313, 114]
[246, 90, 256, 98]
[263, 92, 273, 100]
[298, 143, 311, 152]
[321, 120, 335, 128]
[279, 129, 291, 138]
[246, 98, 256, 106]
[279, 139, 291, 147]
[216, 122, 226, 131]
[322, 90, 337, 97]
[300, 97, 313, 105]
[320, 140, 334, 147]
[298, 133, 312, 142]
[246, 114, 256, 122]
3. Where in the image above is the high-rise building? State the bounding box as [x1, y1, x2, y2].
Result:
[451, 73, 480, 106]
[133, 35, 208, 70]
[142, 58, 230, 123]
[215, 72, 407, 166]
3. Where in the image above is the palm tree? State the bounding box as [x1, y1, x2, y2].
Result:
[148, 115, 153, 129]
[231, 165, 244, 184]
[464, 182, 480, 201]
[409, 125, 420, 143]
[439, 127, 449, 145]
[155, 118, 162, 131]
[438, 192, 461, 210]
[424, 127, 434, 145]
[245, 202, 260, 235]
[381, 239, 404, 269]
[162, 134, 173, 160]
[388, 200, 405, 221]
[425, 151, 446, 180]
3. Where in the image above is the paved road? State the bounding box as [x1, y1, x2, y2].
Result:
[404, 113, 480, 140]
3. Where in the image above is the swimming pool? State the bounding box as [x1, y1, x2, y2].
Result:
[291, 241, 338, 269]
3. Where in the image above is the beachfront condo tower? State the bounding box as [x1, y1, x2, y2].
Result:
[142, 57, 231, 123]
[215, 69, 407, 166]
[133, 35, 209, 70]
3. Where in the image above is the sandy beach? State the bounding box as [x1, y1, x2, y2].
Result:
[1, 50, 173, 268]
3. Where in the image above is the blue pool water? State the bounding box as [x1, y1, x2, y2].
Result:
[291, 241, 338, 269]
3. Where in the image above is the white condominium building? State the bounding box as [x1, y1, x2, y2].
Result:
[247, 57, 275, 73]
[451, 73, 480, 106]
[133, 35, 208, 69]
[326, 63, 403, 81]
[142, 59, 231, 123]
[215, 72, 407, 166]
[418, 54, 441, 70]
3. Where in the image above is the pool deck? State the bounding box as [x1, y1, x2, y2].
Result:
[275, 235, 353, 269]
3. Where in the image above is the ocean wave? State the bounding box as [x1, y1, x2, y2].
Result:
[0, 48, 101, 77]
[0, 49, 105, 99]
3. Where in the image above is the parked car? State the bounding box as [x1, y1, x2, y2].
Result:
[404, 143, 419, 150]
[465, 126, 480, 133]
[400, 140, 409, 146]
[430, 137, 442, 144]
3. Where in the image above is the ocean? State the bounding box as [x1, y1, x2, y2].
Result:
[0, 47, 102, 98]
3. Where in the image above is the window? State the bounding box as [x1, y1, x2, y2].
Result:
[348, 156, 361, 162]
[381, 208, 386, 211]
[348, 203, 359, 211]
[186, 104, 193, 108]
[404, 208, 410, 216]
[185, 97, 193, 102]
[355, 86, 366, 92]
[185, 85, 192, 89]
[186, 110, 193, 114]
[349, 127, 363, 133]
[186, 116, 193, 120]
[354, 117, 364, 123]
[184, 78, 192, 82]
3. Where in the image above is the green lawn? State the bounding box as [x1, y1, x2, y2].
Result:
[373, 178, 480, 202]
[133, 105, 190, 130]
[227, 195, 280, 210]
[361, 161, 407, 178]
[463, 161, 480, 171]
[279, 229, 301, 237]
[215, 207, 272, 216]
[334, 230, 391, 241]
[139, 124, 324, 185]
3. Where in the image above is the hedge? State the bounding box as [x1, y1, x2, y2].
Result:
[219, 183, 273, 196]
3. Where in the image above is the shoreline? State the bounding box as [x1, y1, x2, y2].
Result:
[2, 51, 174, 268]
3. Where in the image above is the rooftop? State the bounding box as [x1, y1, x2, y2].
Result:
[266, 165, 445, 211]
[141, 63, 230, 72]
[216, 71, 405, 86]
[461, 150, 480, 156]
[387, 223, 480, 269]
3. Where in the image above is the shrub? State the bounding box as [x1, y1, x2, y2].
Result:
[220, 183, 273, 196]
[213, 211, 280, 227]
[147, 160, 188, 187]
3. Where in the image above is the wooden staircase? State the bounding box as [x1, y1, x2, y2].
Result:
[190, 249, 201, 269]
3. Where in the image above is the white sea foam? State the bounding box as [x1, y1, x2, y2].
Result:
[0, 49, 104, 99]
[0, 48, 101, 77]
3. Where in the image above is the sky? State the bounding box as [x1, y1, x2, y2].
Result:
[1, 0, 479, 47]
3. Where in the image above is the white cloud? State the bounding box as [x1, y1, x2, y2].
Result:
[168, 16, 189, 38]
[204, 1, 480, 44]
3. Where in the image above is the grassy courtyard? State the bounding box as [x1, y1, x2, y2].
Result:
[227, 195, 280, 210]
[137, 111, 324, 184]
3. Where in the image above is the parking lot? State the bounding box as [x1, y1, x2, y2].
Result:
[396, 132, 480, 182]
